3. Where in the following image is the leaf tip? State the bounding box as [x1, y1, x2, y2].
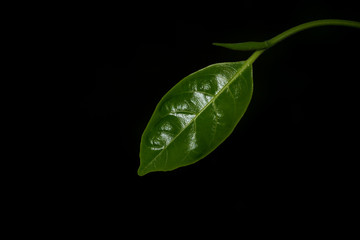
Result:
[137, 164, 151, 176]
[212, 41, 269, 51]
[212, 42, 223, 47]
[137, 168, 146, 176]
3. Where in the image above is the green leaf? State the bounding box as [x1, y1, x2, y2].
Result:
[213, 41, 269, 51]
[138, 61, 253, 176]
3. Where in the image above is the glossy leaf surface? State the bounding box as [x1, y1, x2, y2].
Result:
[138, 61, 253, 176]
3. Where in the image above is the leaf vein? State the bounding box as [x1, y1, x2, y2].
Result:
[142, 63, 249, 171]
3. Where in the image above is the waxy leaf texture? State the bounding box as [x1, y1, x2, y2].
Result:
[138, 61, 253, 176]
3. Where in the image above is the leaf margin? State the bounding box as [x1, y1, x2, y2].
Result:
[138, 61, 253, 176]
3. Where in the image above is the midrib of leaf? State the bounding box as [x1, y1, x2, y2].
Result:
[141, 61, 253, 173]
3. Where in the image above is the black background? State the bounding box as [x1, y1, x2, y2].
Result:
[48, 1, 360, 234]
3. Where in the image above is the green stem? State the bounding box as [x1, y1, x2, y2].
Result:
[266, 19, 360, 48]
[216, 19, 360, 78]
[213, 19, 360, 51]
[245, 49, 264, 66]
